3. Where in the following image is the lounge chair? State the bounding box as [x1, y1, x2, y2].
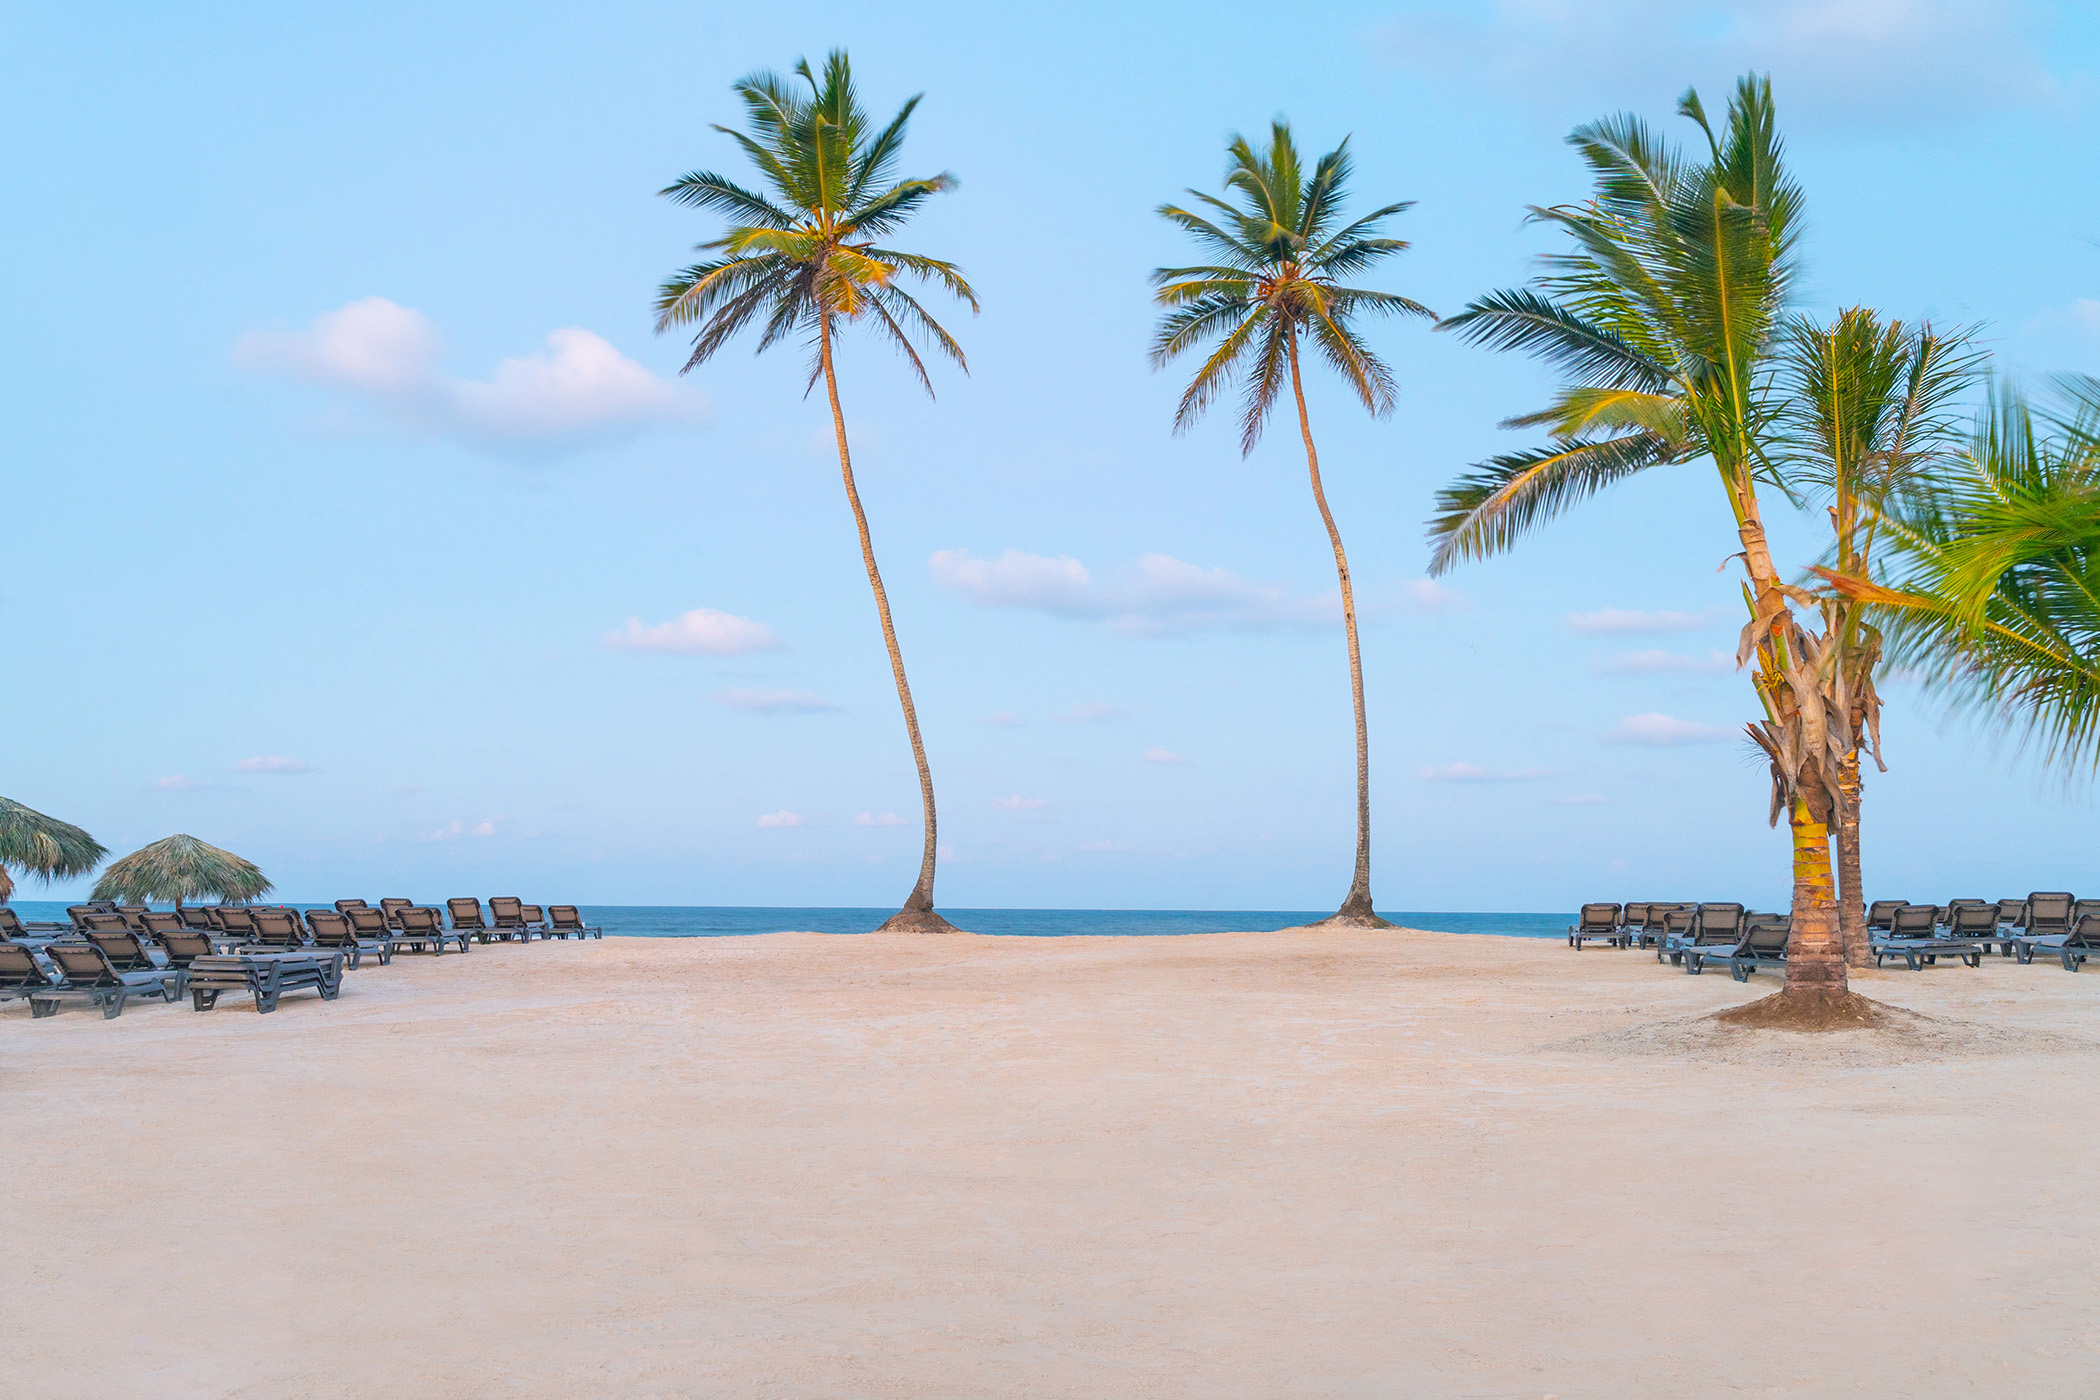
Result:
[546, 906, 602, 939]
[85, 927, 163, 972]
[1944, 902, 2003, 953]
[391, 905, 470, 955]
[1872, 904, 1982, 970]
[303, 910, 391, 969]
[247, 908, 309, 950]
[2025, 892, 2076, 941]
[186, 951, 343, 1013]
[0, 941, 68, 1013]
[1665, 903, 1746, 967]
[39, 941, 187, 1018]
[211, 906, 259, 941]
[1654, 906, 1697, 960]
[333, 898, 370, 914]
[0, 907, 65, 941]
[155, 928, 218, 971]
[520, 904, 546, 935]
[378, 898, 413, 930]
[2075, 899, 2100, 930]
[1629, 903, 1679, 950]
[1865, 900, 1906, 936]
[1688, 916, 1791, 981]
[2030, 913, 2100, 972]
[79, 912, 133, 936]
[65, 903, 112, 930]
[447, 898, 491, 942]
[139, 911, 187, 942]
[178, 905, 219, 931]
[1568, 903, 1625, 949]
[487, 897, 539, 942]
[1618, 902, 1649, 940]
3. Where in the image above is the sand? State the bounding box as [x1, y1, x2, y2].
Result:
[4, 928, 2097, 1399]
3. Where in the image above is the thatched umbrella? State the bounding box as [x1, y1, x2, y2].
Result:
[0, 796, 108, 904]
[91, 834, 273, 907]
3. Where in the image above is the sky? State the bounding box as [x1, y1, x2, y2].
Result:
[6, 0, 2100, 911]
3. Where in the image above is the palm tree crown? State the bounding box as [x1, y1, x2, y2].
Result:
[653, 49, 977, 390]
[1151, 122, 1432, 453]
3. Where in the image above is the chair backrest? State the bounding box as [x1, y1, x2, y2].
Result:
[1949, 904, 1998, 935]
[86, 930, 153, 970]
[1745, 919, 1791, 954]
[0, 941, 58, 989]
[140, 911, 185, 937]
[2026, 892, 2075, 933]
[250, 908, 302, 944]
[65, 905, 101, 929]
[1865, 900, 1905, 931]
[179, 905, 218, 930]
[347, 907, 390, 936]
[2075, 914, 2100, 948]
[1696, 904, 1745, 942]
[1995, 898, 2027, 927]
[1578, 903, 1619, 932]
[45, 941, 120, 988]
[214, 907, 257, 934]
[81, 913, 131, 933]
[2075, 899, 2100, 928]
[1662, 907, 1696, 935]
[1892, 904, 1939, 937]
[488, 896, 525, 926]
[520, 904, 542, 923]
[334, 899, 369, 913]
[158, 929, 215, 966]
[396, 906, 440, 932]
[1946, 899, 1988, 917]
[548, 905, 583, 929]
[112, 905, 151, 931]
[447, 897, 485, 929]
[0, 908, 22, 938]
[305, 910, 352, 944]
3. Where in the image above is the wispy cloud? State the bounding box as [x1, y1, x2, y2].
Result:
[710, 689, 840, 715]
[1569, 608, 1720, 636]
[755, 810, 803, 828]
[1143, 747, 1188, 765]
[930, 548, 1342, 637]
[154, 774, 203, 792]
[1417, 762, 1556, 782]
[234, 755, 315, 774]
[1379, 0, 2058, 129]
[607, 608, 781, 656]
[1601, 712, 1735, 746]
[980, 710, 1025, 727]
[1597, 648, 1736, 676]
[425, 818, 499, 841]
[1057, 703, 1125, 724]
[236, 297, 700, 454]
[854, 812, 906, 827]
[993, 794, 1050, 811]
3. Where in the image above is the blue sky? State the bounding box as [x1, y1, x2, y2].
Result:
[6, 0, 2100, 911]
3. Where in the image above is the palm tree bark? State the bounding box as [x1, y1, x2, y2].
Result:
[1286, 329, 1391, 929]
[818, 316, 958, 934]
[1834, 750, 1871, 968]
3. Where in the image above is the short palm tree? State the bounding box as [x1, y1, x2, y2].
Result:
[1826, 376, 2100, 770]
[654, 50, 977, 934]
[1428, 76, 1874, 1022]
[0, 796, 106, 904]
[1150, 122, 1433, 928]
[1777, 310, 1980, 965]
[92, 833, 273, 906]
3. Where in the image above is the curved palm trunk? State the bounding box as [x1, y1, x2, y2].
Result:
[1834, 751, 1871, 968]
[1287, 330, 1391, 930]
[818, 318, 958, 935]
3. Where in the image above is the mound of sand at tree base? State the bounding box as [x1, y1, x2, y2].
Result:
[5, 928, 2098, 1399]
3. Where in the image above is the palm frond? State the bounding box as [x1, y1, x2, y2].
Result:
[1428, 432, 1677, 574]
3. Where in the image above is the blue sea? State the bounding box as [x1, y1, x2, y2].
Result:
[7, 902, 1575, 940]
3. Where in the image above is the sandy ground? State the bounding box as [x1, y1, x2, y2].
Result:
[3, 928, 2097, 1400]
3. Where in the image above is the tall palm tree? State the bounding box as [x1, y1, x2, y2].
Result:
[1427, 76, 1875, 1022]
[1777, 311, 1980, 965]
[0, 796, 106, 904]
[1825, 377, 2100, 770]
[1150, 122, 1433, 928]
[654, 50, 977, 934]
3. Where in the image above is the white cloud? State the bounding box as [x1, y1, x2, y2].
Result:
[424, 817, 500, 841]
[235, 755, 315, 774]
[854, 812, 906, 827]
[1568, 608, 1719, 635]
[606, 608, 781, 656]
[931, 548, 1341, 637]
[1601, 712, 1736, 746]
[755, 810, 803, 828]
[1379, 0, 2056, 129]
[1144, 747, 1188, 765]
[1057, 703, 1125, 724]
[710, 689, 840, 715]
[1598, 649, 1736, 676]
[993, 794, 1050, 811]
[155, 774, 201, 791]
[235, 297, 700, 453]
[1417, 762, 1556, 782]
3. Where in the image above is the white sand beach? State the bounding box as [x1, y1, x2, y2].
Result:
[5, 928, 2097, 1399]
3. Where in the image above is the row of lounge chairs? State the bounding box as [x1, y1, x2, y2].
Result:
[1, 896, 604, 1019]
[1568, 895, 2100, 977]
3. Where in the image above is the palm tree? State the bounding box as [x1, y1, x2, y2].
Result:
[0, 796, 106, 904]
[1150, 122, 1433, 928]
[1824, 376, 2100, 770]
[654, 50, 977, 934]
[1777, 311, 1981, 965]
[1427, 76, 1876, 1023]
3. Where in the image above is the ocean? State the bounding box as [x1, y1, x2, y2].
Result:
[6, 902, 1576, 940]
